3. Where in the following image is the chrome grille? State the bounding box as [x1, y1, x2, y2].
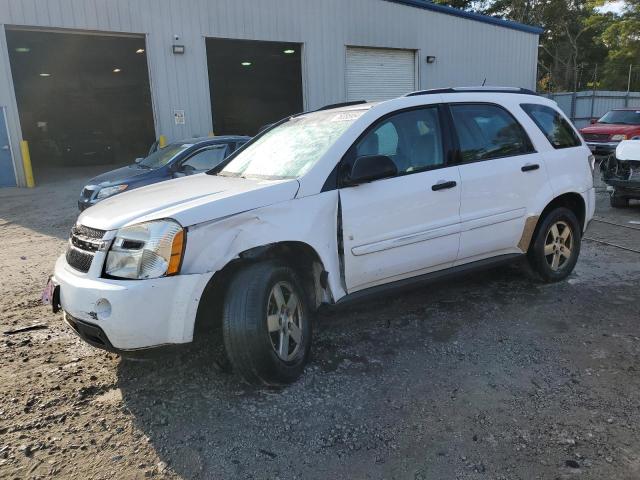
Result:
[72, 225, 105, 239]
[583, 133, 610, 142]
[66, 225, 106, 272]
[66, 248, 94, 273]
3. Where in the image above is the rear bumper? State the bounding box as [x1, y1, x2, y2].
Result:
[53, 254, 210, 351]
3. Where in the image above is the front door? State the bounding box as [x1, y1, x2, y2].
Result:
[0, 107, 16, 187]
[339, 106, 461, 292]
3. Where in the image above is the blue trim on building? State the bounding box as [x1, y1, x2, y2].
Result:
[384, 0, 544, 35]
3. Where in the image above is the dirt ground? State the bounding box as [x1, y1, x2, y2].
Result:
[1, 167, 639, 480]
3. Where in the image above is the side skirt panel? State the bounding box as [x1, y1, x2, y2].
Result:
[322, 253, 523, 311]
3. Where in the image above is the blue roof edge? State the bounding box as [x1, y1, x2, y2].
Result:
[384, 0, 545, 35]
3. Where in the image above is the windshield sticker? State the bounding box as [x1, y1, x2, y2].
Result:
[331, 111, 364, 122]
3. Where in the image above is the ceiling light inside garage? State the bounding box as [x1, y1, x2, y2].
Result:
[283, 49, 295, 54]
[136, 48, 145, 54]
[15, 47, 30, 53]
[39, 73, 51, 77]
[113, 68, 121, 73]
[241, 62, 252, 66]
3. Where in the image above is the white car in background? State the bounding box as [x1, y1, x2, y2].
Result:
[50, 87, 596, 385]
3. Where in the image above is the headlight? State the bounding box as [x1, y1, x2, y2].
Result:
[96, 184, 128, 200]
[611, 134, 627, 142]
[105, 220, 185, 279]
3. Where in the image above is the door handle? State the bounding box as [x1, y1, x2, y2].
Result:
[431, 180, 457, 191]
[1, 145, 9, 151]
[521, 163, 540, 172]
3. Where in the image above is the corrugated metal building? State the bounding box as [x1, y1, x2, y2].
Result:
[0, 0, 542, 187]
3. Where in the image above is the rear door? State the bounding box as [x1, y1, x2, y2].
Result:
[520, 103, 593, 197]
[339, 105, 461, 292]
[449, 103, 553, 263]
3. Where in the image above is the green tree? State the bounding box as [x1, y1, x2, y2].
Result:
[435, 0, 626, 92]
[601, 1, 640, 89]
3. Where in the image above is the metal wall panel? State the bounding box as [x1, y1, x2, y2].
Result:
[0, 0, 539, 186]
[547, 91, 640, 128]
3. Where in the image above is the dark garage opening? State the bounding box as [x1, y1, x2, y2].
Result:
[6, 29, 155, 181]
[206, 38, 303, 136]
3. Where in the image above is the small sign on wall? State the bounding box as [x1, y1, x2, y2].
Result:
[174, 110, 185, 125]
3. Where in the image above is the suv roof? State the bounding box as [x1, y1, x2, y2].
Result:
[406, 86, 538, 97]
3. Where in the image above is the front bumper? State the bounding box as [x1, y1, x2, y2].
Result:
[606, 179, 640, 198]
[586, 141, 619, 155]
[78, 198, 97, 211]
[53, 255, 210, 351]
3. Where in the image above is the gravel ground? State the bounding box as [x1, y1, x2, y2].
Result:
[1, 168, 639, 480]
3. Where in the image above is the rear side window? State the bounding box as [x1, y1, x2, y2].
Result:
[449, 104, 534, 162]
[521, 103, 581, 149]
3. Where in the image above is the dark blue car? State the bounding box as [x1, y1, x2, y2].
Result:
[78, 135, 250, 210]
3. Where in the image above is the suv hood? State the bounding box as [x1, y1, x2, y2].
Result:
[78, 174, 300, 231]
[88, 164, 151, 186]
[616, 140, 640, 162]
[580, 124, 640, 136]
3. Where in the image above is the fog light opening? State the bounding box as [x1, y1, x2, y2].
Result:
[95, 298, 112, 320]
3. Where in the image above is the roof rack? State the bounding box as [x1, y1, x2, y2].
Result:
[405, 87, 538, 97]
[316, 100, 367, 111]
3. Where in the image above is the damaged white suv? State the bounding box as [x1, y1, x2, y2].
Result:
[51, 88, 595, 385]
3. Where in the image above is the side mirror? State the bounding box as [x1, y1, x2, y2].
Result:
[134, 157, 144, 164]
[590, 118, 598, 125]
[345, 155, 397, 185]
[174, 164, 196, 178]
[182, 164, 196, 174]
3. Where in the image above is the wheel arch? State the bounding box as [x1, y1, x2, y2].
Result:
[522, 192, 586, 254]
[192, 241, 330, 339]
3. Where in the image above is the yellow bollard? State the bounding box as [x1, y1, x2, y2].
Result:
[158, 135, 167, 148]
[20, 140, 35, 188]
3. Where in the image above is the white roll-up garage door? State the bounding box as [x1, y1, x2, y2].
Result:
[346, 47, 416, 102]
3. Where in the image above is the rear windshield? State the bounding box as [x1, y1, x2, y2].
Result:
[219, 110, 365, 179]
[597, 110, 640, 125]
[521, 104, 581, 149]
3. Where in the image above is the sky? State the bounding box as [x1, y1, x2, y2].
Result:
[597, 0, 626, 14]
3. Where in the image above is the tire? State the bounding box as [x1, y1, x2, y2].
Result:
[610, 194, 629, 208]
[527, 207, 581, 283]
[222, 261, 312, 386]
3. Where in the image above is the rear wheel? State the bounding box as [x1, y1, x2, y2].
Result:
[528, 207, 581, 283]
[610, 194, 629, 208]
[222, 261, 312, 386]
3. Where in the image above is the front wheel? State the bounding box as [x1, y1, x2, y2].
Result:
[222, 261, 312, 386]
[528, 207, 581, 283]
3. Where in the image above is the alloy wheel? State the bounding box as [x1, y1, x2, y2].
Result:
[266, 281, 304, 362]
[544, 220, 573, 271]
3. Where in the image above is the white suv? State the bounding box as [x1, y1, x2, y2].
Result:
[51, 88, 595, 385]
